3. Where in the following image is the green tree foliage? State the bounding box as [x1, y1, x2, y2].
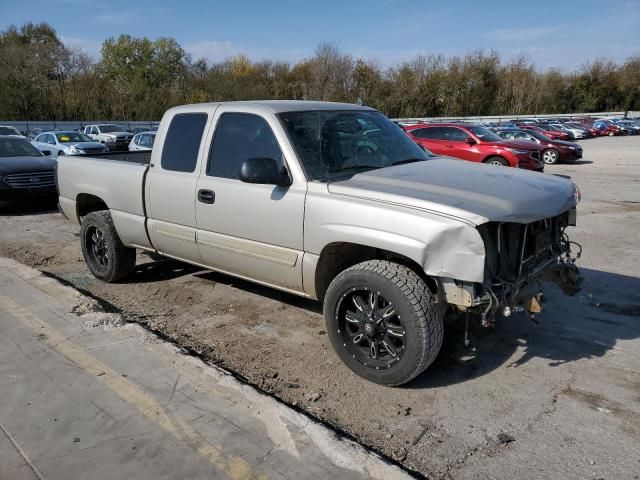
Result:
[1, 22, 639, 121]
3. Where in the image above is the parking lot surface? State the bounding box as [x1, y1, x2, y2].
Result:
[1, 135, 639, 479]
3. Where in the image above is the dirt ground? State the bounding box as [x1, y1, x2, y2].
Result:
[1, 135, 639, 479]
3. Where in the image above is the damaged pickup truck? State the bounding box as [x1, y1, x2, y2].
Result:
[57, 101, 582, 386]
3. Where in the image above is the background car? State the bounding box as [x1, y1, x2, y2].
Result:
[403, 123, 544, 171]
[0, 126, 24, 137]
[594, 119, 624, 136]
[129, 131, 156, 151]
[613, 120, 640, 135]
[32, 131, 109, 159]
[83, 124, 134, 151]
[520, 124, 571, 140]
[0, 135, 57, 202]
[493, 128, 583, 164]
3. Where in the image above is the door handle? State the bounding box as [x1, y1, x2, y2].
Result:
[198, 189, 215, 204]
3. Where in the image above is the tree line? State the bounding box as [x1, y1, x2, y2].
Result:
[1, 22, 639, 121]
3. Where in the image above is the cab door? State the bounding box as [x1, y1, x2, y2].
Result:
[194, 107, 306, 293]
[146, 109, 212, 264]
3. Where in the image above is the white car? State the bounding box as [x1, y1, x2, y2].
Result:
[129, 131, 156, 151]
[0, 126, 24, 137]
[32, 131, 109, 159]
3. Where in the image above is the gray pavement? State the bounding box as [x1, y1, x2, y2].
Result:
[0, 257, 410, 480]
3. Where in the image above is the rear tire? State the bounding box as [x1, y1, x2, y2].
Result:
[80, 210, 136, 282]
[323, 260, 443, 386]
[485, 156, 509, 167]
[542, 149, 559, 165]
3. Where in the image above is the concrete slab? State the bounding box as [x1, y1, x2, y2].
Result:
[0, 257, 411, 480]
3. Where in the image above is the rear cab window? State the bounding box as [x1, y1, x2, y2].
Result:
[160, 113, 208, 173]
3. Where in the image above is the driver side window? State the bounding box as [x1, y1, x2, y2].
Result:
[444, 127, 469, 142]
[207, 113, 283, 180]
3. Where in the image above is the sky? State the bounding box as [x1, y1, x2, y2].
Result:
[1, 0, 639, 70]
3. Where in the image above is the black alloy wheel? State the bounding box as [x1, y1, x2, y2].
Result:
[336, 287, 406, 370]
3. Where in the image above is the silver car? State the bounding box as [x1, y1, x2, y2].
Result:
[129, 131, 156, 151]
[32, 131, 108, 159]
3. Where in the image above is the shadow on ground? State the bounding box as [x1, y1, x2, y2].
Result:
[119, 258, 640, 388]
[411, 267, 640, 388]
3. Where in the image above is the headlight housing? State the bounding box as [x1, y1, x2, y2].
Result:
[506, 148, 530, 155]
[573, 183, 581, 204]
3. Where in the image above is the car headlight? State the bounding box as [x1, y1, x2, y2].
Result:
[506, 148, 530, 155]
[105, 137, 116, 143]
[573, 183, 581, 204]
[567, 146, 576, 150]
[68, 146, 84, 154]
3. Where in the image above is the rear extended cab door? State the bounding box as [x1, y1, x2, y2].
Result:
[145, 105, 217, 264]
[193, 104, 307, 294]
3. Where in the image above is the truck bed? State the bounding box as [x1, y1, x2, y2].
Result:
[57, 152, 152, 249]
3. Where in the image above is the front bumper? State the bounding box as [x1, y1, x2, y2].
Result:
[440, 210, 582, 316]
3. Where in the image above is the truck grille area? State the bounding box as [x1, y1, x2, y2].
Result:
[3, 172, 56, 189]
[478, 212, 571, 286]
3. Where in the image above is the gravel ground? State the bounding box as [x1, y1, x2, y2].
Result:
[1, 135, 639, 479]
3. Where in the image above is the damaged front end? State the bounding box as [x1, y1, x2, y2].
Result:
[440, 209, 583, 326]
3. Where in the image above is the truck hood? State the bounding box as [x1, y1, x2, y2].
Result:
[327, 158, 578, 225]
[101, 132, 131, 138]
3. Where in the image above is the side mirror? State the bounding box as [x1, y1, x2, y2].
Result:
[42, 150, 51, 156]
[239, 157, 291, 187]
[465, 137, 476, 145]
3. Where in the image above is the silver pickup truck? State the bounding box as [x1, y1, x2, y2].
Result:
[58, 101, 582, 386]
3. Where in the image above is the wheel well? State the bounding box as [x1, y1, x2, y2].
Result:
[483, 155, 505, 163]
[314, 242, 436, 301]
[76, 193, 108, 220]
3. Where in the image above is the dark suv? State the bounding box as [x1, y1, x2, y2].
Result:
[404, 123, 544, 171]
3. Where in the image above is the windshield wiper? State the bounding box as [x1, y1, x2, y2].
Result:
[328, 164, 382, 174]
[391, 158, 425, 166]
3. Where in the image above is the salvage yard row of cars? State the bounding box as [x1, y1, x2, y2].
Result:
[1, 112, 637, 204]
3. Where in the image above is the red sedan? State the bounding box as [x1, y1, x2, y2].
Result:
[493, 128, 583, 164]
[404, 123, 544, 171]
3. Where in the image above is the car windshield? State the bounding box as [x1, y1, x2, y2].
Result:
[98, 125, 124, 133]
[0, 137, 43, 157]
[0, 126, 21, 135]
[279, 110, 433, 182]
[467, 125, 502, 142]
[56, 132, 93, 143]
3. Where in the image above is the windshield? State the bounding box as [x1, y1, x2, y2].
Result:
[467, 125, 502, 142]
[0, 137, 43, 157]
[56, 132, 93, 143]
[98, 125, 124, 133]
[279, 110, 432, 181]
[0, 126, 21, 135]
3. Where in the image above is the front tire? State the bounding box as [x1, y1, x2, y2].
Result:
[80, 210, 136, 282]
[485, 156, 509, 167]
[323, 260, 443, 386]
[542, 149, 560, 165]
